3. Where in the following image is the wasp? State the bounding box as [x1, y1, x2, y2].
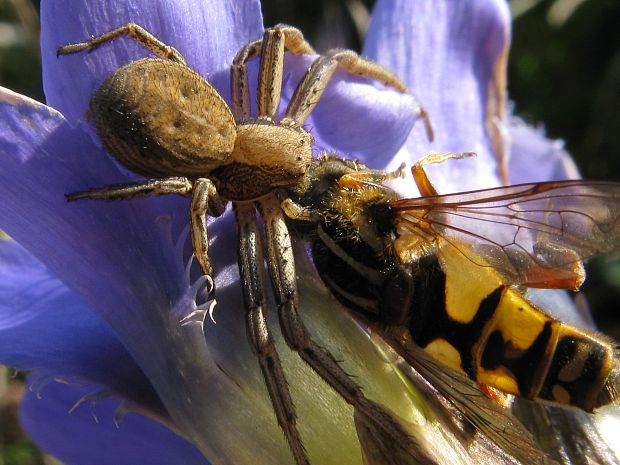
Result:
[283, 153, 620, 462]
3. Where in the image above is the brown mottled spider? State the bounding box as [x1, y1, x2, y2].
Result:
[58, 23, 431, 465]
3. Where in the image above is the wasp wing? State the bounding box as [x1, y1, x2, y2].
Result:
[392, 180, 620, 289]
[513, 399, 620, 465]
[375, 330, 558, 465]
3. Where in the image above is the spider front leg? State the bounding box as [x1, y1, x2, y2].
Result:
[258, 194, 425, 461]
[56, 22, 186, 64]
[281, 49, 433, 140]
[66, 177, 193, 201]
[231, 25, 315, 120]
[233, 201, 310, 465]
[67, 176, 226, 291]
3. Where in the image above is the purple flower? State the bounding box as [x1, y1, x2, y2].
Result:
[0, 0, 595, 464]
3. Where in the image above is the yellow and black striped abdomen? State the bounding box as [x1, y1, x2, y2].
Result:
[409, 246, 619, 411]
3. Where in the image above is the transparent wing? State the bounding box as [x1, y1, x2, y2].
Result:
[375, 329, 558, 465]
[392, 180, 620, 289]
[513, 399, 620, 465]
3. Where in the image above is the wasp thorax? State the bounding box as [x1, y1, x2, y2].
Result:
[91, 58, 237, 177]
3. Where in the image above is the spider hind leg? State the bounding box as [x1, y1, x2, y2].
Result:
[56, 22, 186, 64]
[234, 200, 310, 465]
[259, 194, 425, 462]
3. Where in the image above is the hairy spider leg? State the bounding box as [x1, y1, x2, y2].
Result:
[232, 25, 314, 120]
[232, 24, 432, 138]
[57, 22, 186, 64]
[59, 22, 227, 287]
[258, 194, 427, 460]
[229, 26, 312, 465]
[231, 25, 435, 464]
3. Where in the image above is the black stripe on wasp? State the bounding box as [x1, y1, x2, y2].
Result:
[282, 153, 620, 464]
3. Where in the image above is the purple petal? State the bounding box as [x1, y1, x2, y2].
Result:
[364, 0, 511, 195]
[0, 87, 186, 329]
[0, 87, 365, 465]
[20, 381, 209, 465]
[0, 239, 160, 410]
[0, 87, 227, 456]
[293, 56, 423, 165]
[509, 118, 580, 183]
[41, 0, 263, 125]
[1, 2, 517, 462]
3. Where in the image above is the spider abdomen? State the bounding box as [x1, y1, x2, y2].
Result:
[91, 58, 237, 177]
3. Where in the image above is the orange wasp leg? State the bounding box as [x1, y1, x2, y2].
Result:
[411, 151, 517, 407]
[337, 163, 405, 189]
[411, 152, 476, 197]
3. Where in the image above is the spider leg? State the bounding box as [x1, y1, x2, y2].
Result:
[258, 194, 424, 460]
[230, 40, 259, 119]
[190, 178, 227, 283]
[280, 49, 433, 140]
[67, 176, 224, 289]
[234, 201, 310, 465]
[57, 22, 186, 64]
[256, 26, 315, 119]
[232, 25, 315, 120]
[65, 177, 193, 201]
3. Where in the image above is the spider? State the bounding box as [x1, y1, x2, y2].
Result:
[58, 23, 431, 465]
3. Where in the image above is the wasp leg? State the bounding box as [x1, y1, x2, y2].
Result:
[412, 152, 476, 197]
[190, 178, 227, 285]
[231, 25, 314, 120]
[234, 201, 310, 465]
[65, 177, 193, 201]
[258, 194, 424, 461]
[338, 163, 406, 190]
[57, 22, 186, 64]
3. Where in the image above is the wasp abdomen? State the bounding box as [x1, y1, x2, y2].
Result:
[410, 255, 619, 410]
[536, 326, 619, 411]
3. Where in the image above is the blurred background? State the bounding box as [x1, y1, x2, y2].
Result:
[0, 0, 619, 463]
